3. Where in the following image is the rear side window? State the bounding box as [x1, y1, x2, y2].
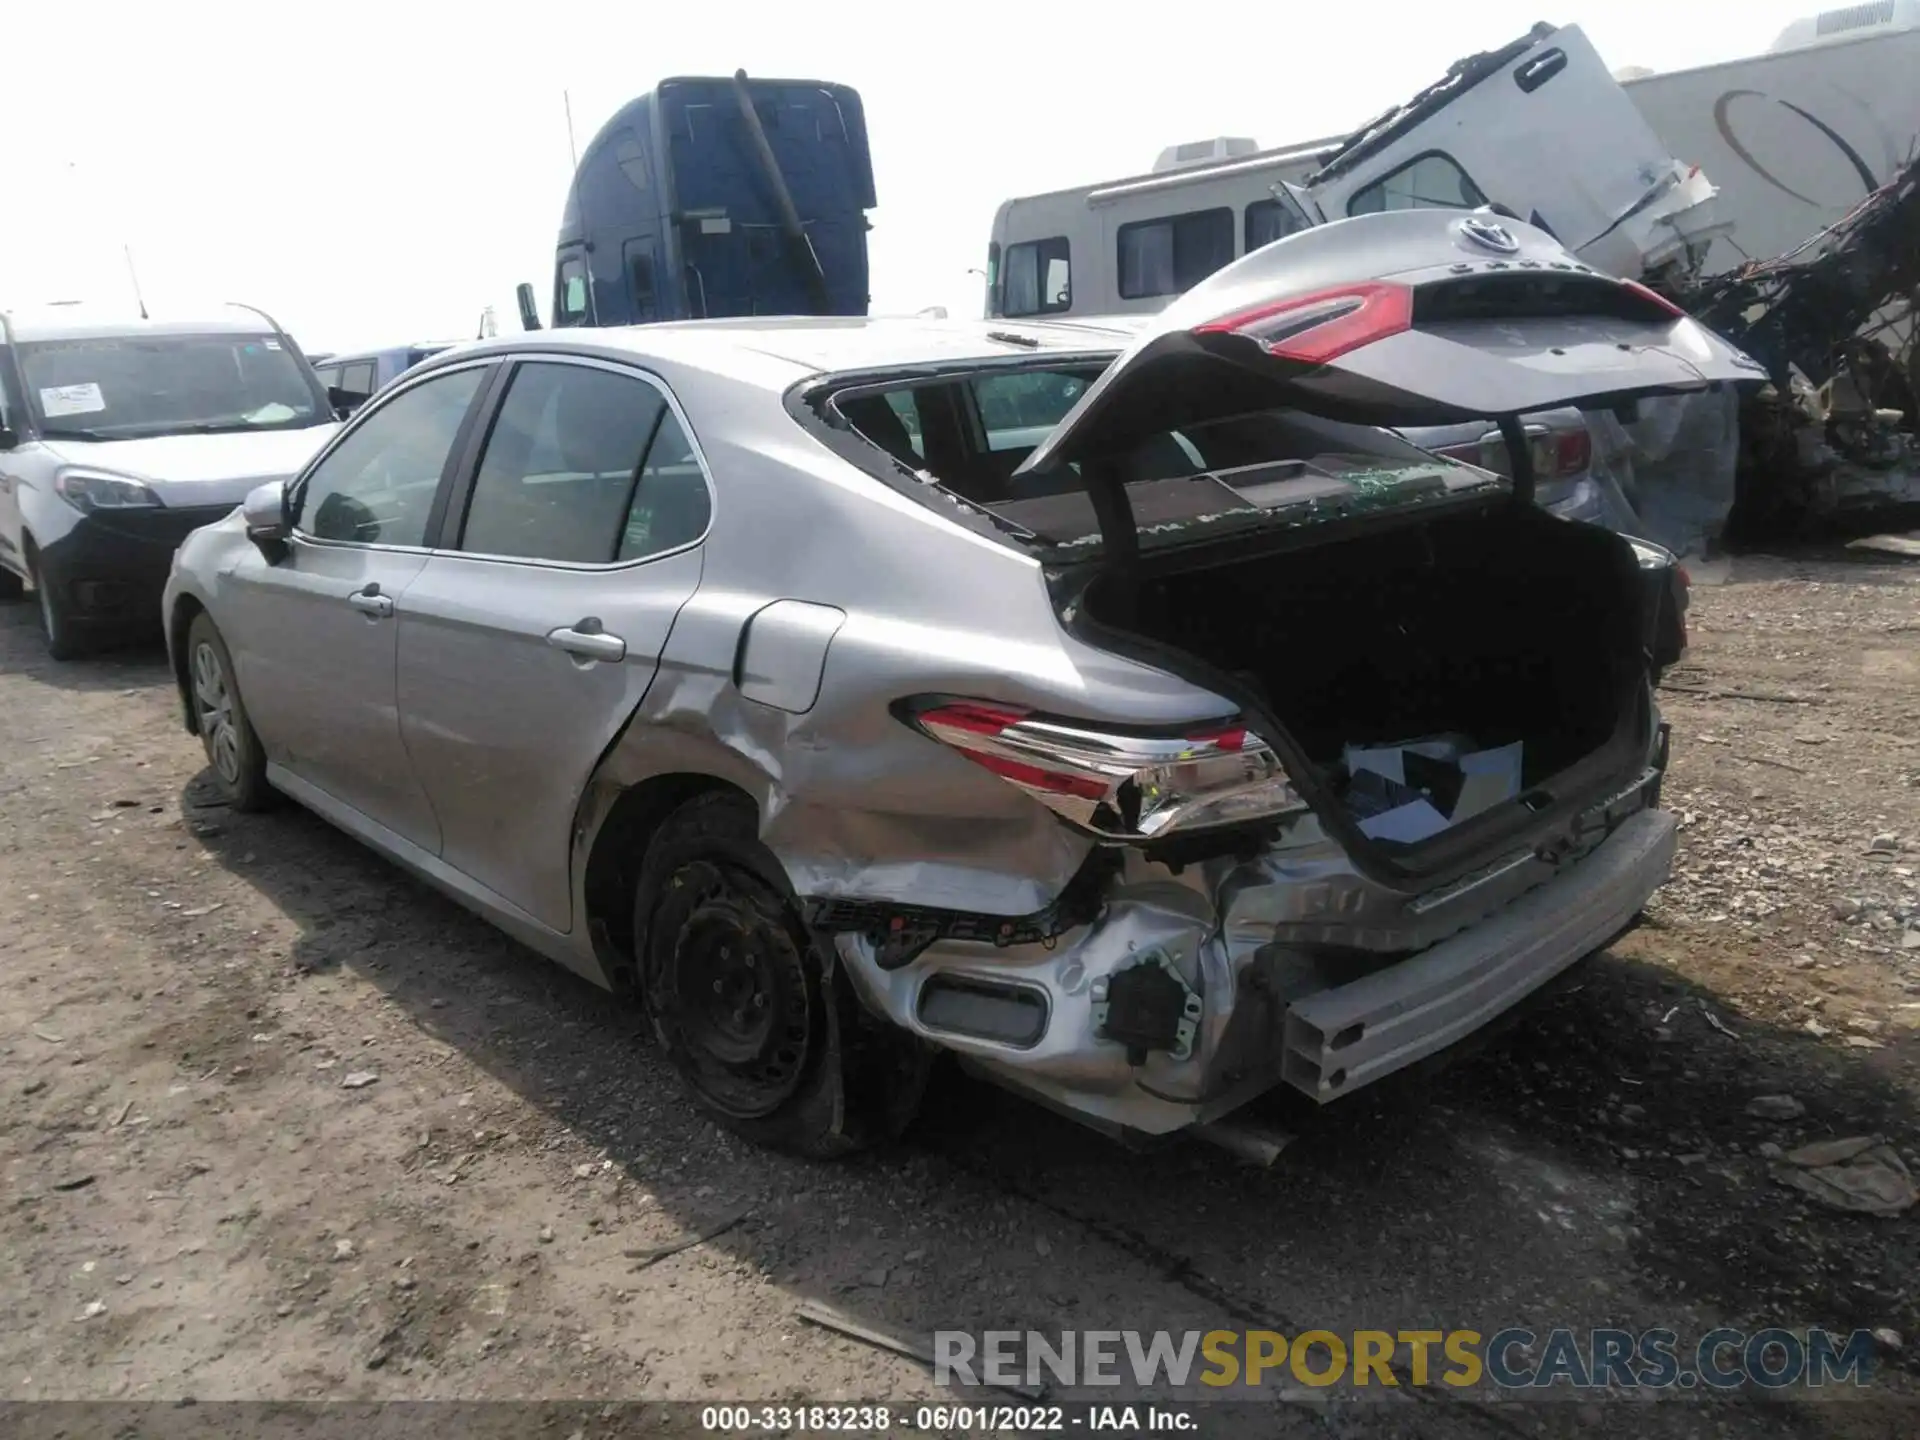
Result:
[458, 361, 707, 565]
[1001, 237, 1071, 316]
[1116, 209, 1234, 300]
[970, 370, 1090, 452]
[1348, 152, 1487, 216]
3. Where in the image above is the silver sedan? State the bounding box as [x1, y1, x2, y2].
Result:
[163, 211, 1759, 1156]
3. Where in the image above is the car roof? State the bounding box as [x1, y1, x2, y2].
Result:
[2, 304, 287, 343]
[436, 315, 1144, 390]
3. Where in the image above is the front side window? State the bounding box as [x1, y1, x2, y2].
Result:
[1348, 152, 1488, 215]
[339, 361, 378, 399]
[294, 366, 486, 547]
[556, 258, 591, 327]
[1116, 209, 1234, 300]
[1246, 198, 1313, 251]
[459, 361, 707, 565]
[1001, 237, 1071, 317]
[19, 332, 328, 439]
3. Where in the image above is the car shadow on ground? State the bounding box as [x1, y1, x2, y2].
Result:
[179, 763, 1917, 1434]
[0, 600, 172, 693]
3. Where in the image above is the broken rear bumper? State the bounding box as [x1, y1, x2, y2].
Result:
[826, 798, 1675, 1140]
[1279, 807, 1674, 1100]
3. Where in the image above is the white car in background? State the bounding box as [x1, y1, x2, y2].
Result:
[0, 304, 339, 658]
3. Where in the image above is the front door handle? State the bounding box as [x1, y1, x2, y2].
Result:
[546, 620, 626, 662]
[348, 583, 393, 618]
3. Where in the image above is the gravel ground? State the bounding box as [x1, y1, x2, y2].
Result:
[3, 549, 1918, 1438]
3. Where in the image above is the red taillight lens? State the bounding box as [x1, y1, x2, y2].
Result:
[1619, 278, 1686, 319]
[1552, 426, 1592, 477]
[908, 701, 1306, 842]
[1194, 281, 1414, 367]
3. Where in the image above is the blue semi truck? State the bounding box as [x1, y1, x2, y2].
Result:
[516, 71, 876, 329]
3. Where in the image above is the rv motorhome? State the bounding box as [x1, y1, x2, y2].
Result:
[1615, 2, 1920, 276]
[986, 8, 1920, 319]
[985, 22, 1724, 320]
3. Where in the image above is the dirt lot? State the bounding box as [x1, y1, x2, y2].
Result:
[3, 548, 1918, 1438]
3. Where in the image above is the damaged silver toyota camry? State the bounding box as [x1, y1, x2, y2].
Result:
[162, 210, 1760, 1156]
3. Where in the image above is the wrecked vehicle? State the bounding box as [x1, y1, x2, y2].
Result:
[162, 209, 1759, 1155]
[1666, 151, 1920, 535]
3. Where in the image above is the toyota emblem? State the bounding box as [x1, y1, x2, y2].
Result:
[1459, 217, 1521, 254]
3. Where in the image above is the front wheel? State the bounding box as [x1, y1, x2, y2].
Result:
[30, 557, 89, 661]
[634, 791, 926, 1158]
[185, 613, 276, 812]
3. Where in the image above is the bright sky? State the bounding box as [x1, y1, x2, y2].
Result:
[1, 0, 1815, 353]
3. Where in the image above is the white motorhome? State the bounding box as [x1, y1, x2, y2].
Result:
[986, 22, 1723, 320]
[988, 7, 1920, 320]
[1616, 1, 1920, 275]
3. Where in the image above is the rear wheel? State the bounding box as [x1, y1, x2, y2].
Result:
[635, 791, 925, 1158]
[185, 613, 276, 812]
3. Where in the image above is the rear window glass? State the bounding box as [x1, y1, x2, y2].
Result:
[829, 370, 1503, 559]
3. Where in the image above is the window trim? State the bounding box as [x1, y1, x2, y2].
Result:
[434, 353, 718, 573]
[1345, 149, 1488, 218]
[286, 357, 502, 555]
[999, 235, 1072, 318]
[1114, 207, 1235, 301]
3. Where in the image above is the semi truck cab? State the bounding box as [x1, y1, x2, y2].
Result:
[521, 73, 876, 330]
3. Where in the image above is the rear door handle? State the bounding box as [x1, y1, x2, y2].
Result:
[348, 584, 393, 618]
[546, 621, 627, 662]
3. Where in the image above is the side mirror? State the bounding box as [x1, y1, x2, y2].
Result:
[515, 282, 543, 331]
[243, 480, 290, 544]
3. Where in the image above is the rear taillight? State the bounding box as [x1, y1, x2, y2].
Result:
[1195, 281, 1414, 367]
[1440, 424, 1591, 482]
[1619, 278, 1687, 319]
[906, 700, 1306, 843]
[1551, 426, 1592, 477]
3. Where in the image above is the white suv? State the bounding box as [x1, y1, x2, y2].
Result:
[0, 305, 340, 658]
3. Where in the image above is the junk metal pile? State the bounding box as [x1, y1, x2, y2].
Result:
[1664, 151, 1920, 537]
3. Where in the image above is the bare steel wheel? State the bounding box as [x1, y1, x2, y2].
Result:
[184, 613, 274, 812]
[652, 857, 816, 1119]
[634, 791, 929, 1158]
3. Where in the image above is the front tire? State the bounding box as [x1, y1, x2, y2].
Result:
[185, 613, 276, 812]
[30, 554, 89, 661]
[634, 791, 925, 1158]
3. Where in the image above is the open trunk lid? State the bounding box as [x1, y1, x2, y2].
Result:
[1015, 208, 1763, 486]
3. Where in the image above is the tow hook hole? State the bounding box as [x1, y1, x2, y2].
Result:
[1326, 1067, 1349, 1090]
[1329, 1023, 1364, 1052]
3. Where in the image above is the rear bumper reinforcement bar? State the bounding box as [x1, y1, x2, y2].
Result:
[1280, 807, 1676, 1102]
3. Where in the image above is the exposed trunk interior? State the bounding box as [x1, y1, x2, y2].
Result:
[1079, 501, 1652, 836]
